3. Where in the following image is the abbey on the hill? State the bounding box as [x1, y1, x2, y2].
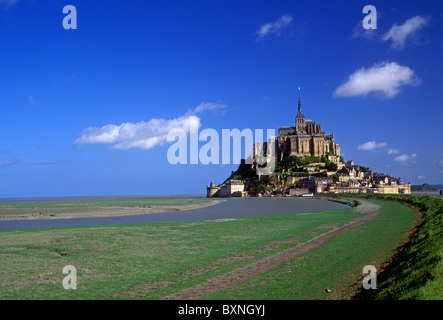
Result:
[276, 89, 340, 161]
[207, 88, 411, 198]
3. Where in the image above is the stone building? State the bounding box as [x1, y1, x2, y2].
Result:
[206, 180, 246, 198]
[275, 91, 340, 161]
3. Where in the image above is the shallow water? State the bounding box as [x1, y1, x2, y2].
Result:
[0, 196, 348, 232]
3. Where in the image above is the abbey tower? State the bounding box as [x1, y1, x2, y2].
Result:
[276, 89, 340, 161]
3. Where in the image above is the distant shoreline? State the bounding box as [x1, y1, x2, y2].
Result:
[412, 190, 442, 197]
[0, 199, 220, 222]
[0, 194, 207, 203]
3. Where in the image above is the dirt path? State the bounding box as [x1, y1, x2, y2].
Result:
[161, 200, 381, 300]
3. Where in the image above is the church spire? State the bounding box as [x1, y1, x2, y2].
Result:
[295, 86, 305, 128]
[298, 86, 302, 110]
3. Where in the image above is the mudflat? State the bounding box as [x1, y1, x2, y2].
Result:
[0, 199, 220, 221]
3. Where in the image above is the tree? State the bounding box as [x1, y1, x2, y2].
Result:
[315, 171, 328, 177]
[338, 166, 348, 174]
[326, 162, 338, 172]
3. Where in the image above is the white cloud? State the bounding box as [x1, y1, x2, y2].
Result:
[357, 142, 403, 156]
[387, 148, 400, 154]
[0, 149, 19, 167]
[74, 102, 227, 151]
[186, 102, 227, 116]
[256, 15, 293, 40]
[0, 158, 20, 166]
[417, 175, 425, 180]
[334, 61, 419, 99]
[395, 153, 417, 163]
[383, 16, 430, 50]
[358, 141, 388, 151]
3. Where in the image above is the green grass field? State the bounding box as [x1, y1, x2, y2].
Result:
[0, 195, 440, 300]
[205, 199, 418, 299]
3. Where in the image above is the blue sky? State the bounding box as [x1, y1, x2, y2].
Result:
[0, 0, 442, 197]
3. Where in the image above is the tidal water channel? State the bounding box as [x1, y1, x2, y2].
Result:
[0, 195, 348, 232]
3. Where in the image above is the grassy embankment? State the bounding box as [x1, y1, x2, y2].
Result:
[0, 195, 436, 300]
[341, 194, 442, 300]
